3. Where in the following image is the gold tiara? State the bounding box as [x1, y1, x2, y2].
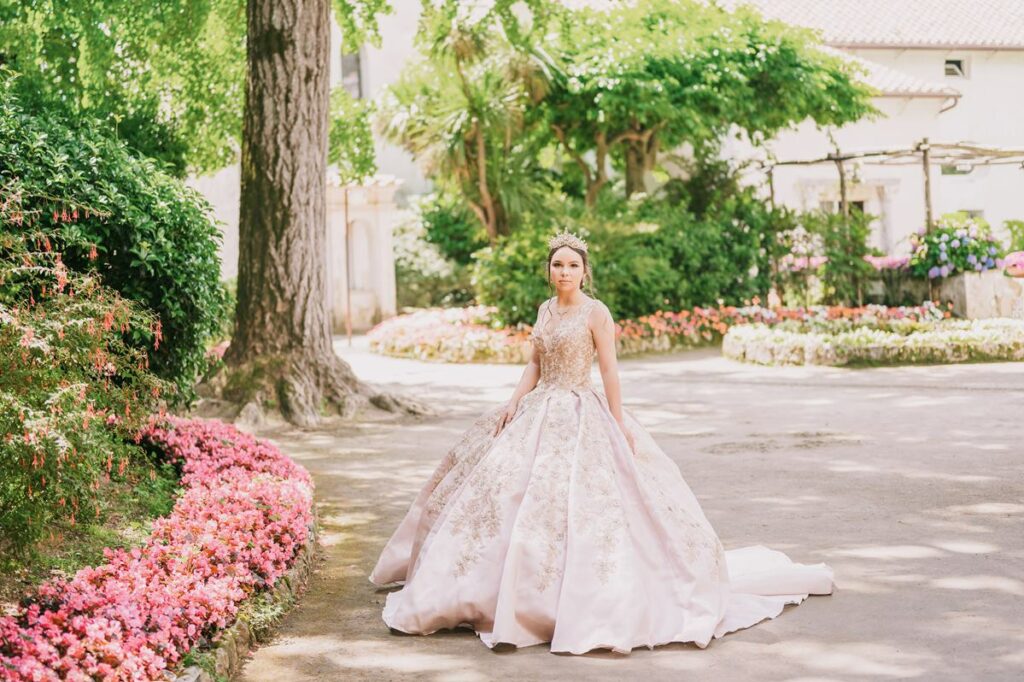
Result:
[548, 231, 588, 253]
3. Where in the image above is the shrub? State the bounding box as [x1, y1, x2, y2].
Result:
[909, 213, 1006, 280]
[472, 193, 781, 327]
[472, 222, 552, 326]
[805, 210, 874, 305]
[418, 192, 488, 265]
[393, 209, 475, 309]
[0, 204, 168, 553]
[0, 76, 227, 397]
[1005, 219, 1024, 252]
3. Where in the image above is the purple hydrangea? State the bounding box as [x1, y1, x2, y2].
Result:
[951, 239, 961, 248]
[940, 265, 950, 277]
[928, 266, 941, 279]
[967, 253, 978, 265]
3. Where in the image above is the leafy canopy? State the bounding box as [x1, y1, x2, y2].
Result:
[0, 0, 392, 175]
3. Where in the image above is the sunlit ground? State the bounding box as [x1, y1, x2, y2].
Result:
[236, 337, 1024, 682]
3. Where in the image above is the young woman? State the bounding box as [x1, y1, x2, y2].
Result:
[370, 231, 834, 654]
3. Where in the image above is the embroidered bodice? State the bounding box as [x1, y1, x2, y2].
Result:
[530, 297, 597, 391]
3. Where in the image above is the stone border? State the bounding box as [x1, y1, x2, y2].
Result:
[170, 515, 320, 682]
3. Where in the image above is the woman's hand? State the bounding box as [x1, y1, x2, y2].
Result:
[493, 399, 520, 437]
[619, 420, 637, 456]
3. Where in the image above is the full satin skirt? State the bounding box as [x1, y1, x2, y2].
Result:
[370, 386, 834, 654]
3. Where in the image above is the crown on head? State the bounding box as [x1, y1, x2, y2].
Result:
[548, 230, 588, 253]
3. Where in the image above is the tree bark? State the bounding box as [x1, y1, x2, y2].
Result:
[623, 129, 659, 197]
[223, 0, 423, 426]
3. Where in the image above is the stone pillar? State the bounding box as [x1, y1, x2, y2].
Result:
[326, 176, 401, 333]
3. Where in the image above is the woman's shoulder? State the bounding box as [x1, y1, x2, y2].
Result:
[584, 296, 612, 321]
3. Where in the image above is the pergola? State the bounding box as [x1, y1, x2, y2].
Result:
[761, 139, 1024, 230]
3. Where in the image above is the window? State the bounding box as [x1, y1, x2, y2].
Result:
[341, 51, 363, 98]
[818, 200, 865, 214]
[961, 209, 985, 219]
[944, 58, 967, 77]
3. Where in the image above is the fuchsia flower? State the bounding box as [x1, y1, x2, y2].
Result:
[0, 418, 313, 681]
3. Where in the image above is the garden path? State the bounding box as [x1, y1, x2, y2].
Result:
[237, 337, 1024, 682]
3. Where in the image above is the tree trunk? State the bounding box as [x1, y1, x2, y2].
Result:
[223, 0, 423, 426]
[624, 131, 659, 197]
[624, 140, 646, 197]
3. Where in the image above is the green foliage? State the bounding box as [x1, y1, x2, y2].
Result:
[333, 0, 393, 49]
[418, 192, 488, 265]
[0, 0, 394, 174]
[472, 222, 552, 326]
[805, 211, 874, 305]
[389, 0, 872, 224]
[393, 207, 475, 309]
[329, 86, 377, 184]
[0, 76, 228, 396]
[1005, 219, 1024, 252]
[0, 209, 169, 553]
[378, 37, 553, 238]
[0, 0, 247, 175]
[472, 190, 778, 326]
[636, 195, 777, 311]
[544, 0, 875, 201]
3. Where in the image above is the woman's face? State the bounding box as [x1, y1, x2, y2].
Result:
[549, 247, 585, 292]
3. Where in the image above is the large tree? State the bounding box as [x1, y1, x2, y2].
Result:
[378, 0, 557, 242]
[0, 0, 246, 176]
[546, 0, 876, 203]
[383, 0, 874, 215]
[222, 0, 417, 426]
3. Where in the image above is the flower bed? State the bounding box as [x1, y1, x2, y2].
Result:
[368, 303, 947, 363]
[368, 305, 532, 364]
[723, 318, 1024, 366]
[0, 418, 314, 681]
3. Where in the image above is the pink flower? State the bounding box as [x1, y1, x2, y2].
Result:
[0, 418, 313, 679]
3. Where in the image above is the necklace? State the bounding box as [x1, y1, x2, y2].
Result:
[552, 298, 585, 317]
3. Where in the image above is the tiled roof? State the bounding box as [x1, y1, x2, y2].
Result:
[720, 0, 1024, 49]
[821, 47, 961, 99]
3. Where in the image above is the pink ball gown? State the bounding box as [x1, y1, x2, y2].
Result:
[370, 297, 834, 654]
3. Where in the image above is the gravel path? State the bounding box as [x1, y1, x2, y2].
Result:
[237, 339, 1024, 682]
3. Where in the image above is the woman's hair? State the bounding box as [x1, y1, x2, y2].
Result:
[547, 245, 594, 292]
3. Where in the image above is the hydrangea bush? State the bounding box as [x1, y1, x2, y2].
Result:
[0, 418, 314, 680]
[909, 214, 1006, 280]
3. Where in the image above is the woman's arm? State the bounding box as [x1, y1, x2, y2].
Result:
[494, 302, 546, 435]
[591, 302, 636, 453]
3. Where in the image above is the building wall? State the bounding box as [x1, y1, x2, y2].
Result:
[750, 49, 1024, 253]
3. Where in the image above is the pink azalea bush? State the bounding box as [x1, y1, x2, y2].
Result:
[0, 418, 314, 681]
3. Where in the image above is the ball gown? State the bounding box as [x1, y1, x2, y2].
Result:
[370, 297, 834, 654]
